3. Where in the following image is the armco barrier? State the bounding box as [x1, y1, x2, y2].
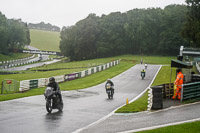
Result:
[181, 81, 200, 102]
[19, 60, 120, 92]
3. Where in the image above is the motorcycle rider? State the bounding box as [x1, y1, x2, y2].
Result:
[47, 77, 63, 103]
[144, 63, 148, 69]
[141, 69, 146, 78]
[105, 79, 114, 94]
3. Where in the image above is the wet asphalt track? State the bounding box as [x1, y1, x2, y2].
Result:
[3, 58, 60, 71]
[80, 102, 200, 133]
[0, 64, 160, 133]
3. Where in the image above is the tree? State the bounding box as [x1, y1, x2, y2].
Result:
[0, 12, 30, 54]
[60, 4, 188, 60]
[182, 0, 200, 47]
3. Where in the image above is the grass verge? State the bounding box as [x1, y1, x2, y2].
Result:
[137, 120, 200, 133]
[0, 55, 175, 101]
[115, 66, 176, 113]
[0, 60, 133, 101]
[0, 53, 33, 61]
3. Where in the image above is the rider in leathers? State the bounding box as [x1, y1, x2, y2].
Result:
[105, 79, 114, 94]
[47, 77, 63, 103]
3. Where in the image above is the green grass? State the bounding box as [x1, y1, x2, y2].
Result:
[0, 60, 133, 101]
[29, 57, 114, 71]
[137, 121, 200, 133]
[151, 66, 176, 86]
[0, 55, 175, 101]
[115, 66, 176, 113]
[0, 53, 33, 61]
[30, 29, 60, 52]
[0, 87, 45, 101]
[0, 57, 120, 87]
[59, 61, 133, 91]
[115, 91, 148, 113]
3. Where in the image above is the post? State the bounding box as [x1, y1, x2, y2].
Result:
[1, 81, 3, 94]
[169, 67, 172, 97]
[181, 84, 183, 102]
[180, 46, 184, 56]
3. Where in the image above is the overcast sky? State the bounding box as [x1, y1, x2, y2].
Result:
[0, 0, 186, 28]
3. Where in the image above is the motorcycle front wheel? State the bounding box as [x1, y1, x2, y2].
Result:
[46, 99, 53, 113]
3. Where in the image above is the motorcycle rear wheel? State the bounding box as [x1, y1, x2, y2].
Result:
[58, 103, 63, 111]
[108, 92, 112, 99]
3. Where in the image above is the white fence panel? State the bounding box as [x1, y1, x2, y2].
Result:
[88, 68, 92, 75]
[54, 75, 65, 83]
[19, 80, 30, 92]
[93, 67, 97, 73]
[38, 78, 48, 87]
[81, 70, 86, 78]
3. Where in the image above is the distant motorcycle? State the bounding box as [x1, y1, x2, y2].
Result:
[44, 87, 63, 113]
[141, 70, 145, 80]
[144, 64, 148, 69]
[105, 83, 114, 99]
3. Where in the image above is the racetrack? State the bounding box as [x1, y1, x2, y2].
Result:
[0, 64, 160, 133]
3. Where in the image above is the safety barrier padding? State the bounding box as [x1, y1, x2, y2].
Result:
[19, 60, 120, 92]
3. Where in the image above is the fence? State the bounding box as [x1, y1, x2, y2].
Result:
[1, 79, 18, 94]
[19, 60, 120, 92]
[181, 81, 200, 102]
[0, 54, 38, 69]
[147, 82, 200, 110]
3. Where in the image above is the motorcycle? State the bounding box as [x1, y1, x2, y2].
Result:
[105, 83, 114, 99]
[144, 64, 148, 69]
[141, 71, 145, 79]
[44, 87, 63, 113]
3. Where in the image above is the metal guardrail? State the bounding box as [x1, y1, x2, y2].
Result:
[181, 81, 200, 102]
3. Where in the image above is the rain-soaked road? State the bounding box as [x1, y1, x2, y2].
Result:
[0, 64, 160, 133]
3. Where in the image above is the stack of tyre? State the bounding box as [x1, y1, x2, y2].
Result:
[151, 86, 163, 109]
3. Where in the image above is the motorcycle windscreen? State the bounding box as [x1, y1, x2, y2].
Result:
[106, 83, 111, 89]
[45, 87, 54, 97]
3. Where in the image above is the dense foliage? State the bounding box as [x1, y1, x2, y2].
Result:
[60, 5, 189, 61]
[28, 22, 60, 32]
[182, 0, 200, 47]
[0, 12, 30, 55]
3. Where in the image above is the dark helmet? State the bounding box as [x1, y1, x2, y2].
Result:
[107, 79, 111, 82]
[49, 77, 55, 83]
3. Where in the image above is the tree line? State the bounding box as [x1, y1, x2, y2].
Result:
[182, 0, 200, 47]
[28, 22, 60, 32]
[60, 4, 191, 61]
[0, 12, 30, 55]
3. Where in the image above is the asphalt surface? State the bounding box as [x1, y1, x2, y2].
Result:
[2, 59, 60, 71]
[1, 45, 59, 71]
[0, 64, 160, 133]
[80, 102, 200, 133]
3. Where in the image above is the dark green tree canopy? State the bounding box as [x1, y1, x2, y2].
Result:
[60, 4, 189, 61]
[182, 0, 200, 47]
[0, 12, 30, 55]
